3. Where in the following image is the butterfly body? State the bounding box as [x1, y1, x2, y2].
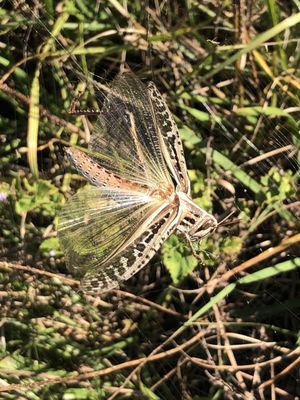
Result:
[58, 73, 217, 294]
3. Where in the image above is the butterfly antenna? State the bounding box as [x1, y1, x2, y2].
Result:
[216, 210, 238, 229]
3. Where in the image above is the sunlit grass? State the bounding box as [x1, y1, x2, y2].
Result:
[0, 0, 299, 398]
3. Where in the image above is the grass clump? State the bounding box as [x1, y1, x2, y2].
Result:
[0, 1, 299, 399]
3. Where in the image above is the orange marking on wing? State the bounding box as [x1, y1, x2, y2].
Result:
[66, 147, 148, 192]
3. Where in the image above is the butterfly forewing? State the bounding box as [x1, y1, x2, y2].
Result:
[88, 74, 174, 191]
[147, 82, 190, 194]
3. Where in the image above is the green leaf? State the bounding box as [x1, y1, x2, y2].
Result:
[27, 64, 41, 179]
[63, 388, 99, 400]
[185, 258, 300, 328]
[261, 167, 295, 204]
[238, 258, 300, 285]
[185, 283, 237, 326]
[162, 235, 198, 284]
[15, 196, 35, 214]
[0, 181, 10, 198]
[15, 179, 62, 216]
[39, 237, 61, 257]
[179, 104, 211, 121]
[188, 170, 206, 193]
[139, 380, 160, 400]
[179, 125, 202, 149]
[35, 180, 59, 197]
[235, 106, 293, 118]
[221, 236, 243, 256]
[0, 355, 21, 369]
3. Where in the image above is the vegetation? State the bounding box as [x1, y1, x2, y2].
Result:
[0, 0, 299, 399]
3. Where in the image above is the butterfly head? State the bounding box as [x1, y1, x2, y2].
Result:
[178, 192, 218, 241]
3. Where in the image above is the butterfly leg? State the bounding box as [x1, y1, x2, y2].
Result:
[179, 230, 203, 262]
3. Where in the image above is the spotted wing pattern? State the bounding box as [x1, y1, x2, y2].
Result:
[65, 146, 147, 192]
[147, 82, 190, 194]
[82, 202, 181, 293]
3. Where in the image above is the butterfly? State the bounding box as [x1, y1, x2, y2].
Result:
[58, 73, 217, 294]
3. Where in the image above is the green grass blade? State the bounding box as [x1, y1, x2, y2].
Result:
[27, 12, 69, 178]
[185, 283, 236, 326]
[27, 64, 41, 178]
[207, 149, 264, 195]
[238, 258, 300, 284]
[203, 12, 300, 80]
[183, 257, 300, 331]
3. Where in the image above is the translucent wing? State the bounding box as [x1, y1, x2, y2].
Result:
[147, 81, 191, 194]
[86, 73, 174, 192]
[82, 201, 182, 294]
[64, 146, 148, 192]
[58, 185, 163, 274]
[58, 73, 189, 293]
[58, 185, 180, 293]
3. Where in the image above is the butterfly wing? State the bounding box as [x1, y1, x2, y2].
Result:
[147, 81, 191, 194]
[86, 73, 174, 192]
[58, 186, 162, 274]
[82, 201, 182, 294]
[58, 185, 181, 293]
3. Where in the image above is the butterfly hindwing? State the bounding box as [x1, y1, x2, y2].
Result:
[58, 185, 164, 276]
[82, 203, 181, 293]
